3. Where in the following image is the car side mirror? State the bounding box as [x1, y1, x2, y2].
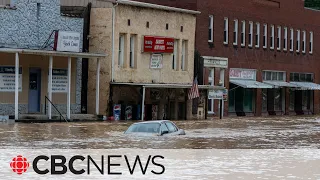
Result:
[161, 130, 169, 135]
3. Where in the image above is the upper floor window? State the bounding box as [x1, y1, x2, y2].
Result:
[181, 40, 187, 71]
[290, 73, 314, 82]
[270, 25, 275, 49]
[208, 15, 214, 43]
[233, 19, 238, 46]
[255, 23, 260, 48]
[302, 31, 306, 54]
[118, 34, 125, 67]
[263, 24, 267, 49]
[309, 31, 313, 54]
[248, 21, 253, 47]
[283, 27, 288, 51]
[296, 29, 300, 53]
[172, 40, 178, 70]
[129, 35, 136, 68]
[241, 20, 245, 47]
[224, 18, 228, 44]
[263, 71, 285, 81]
[290, 28, 294, 52]
[277, 26, 281, 51]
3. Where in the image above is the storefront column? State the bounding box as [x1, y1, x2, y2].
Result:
[48, 56, 53, 120]
[141, 86, 146, 120]
[96, 58, 100, 115]
[285, 88, 290, 115]
[255, 70, 262, 116]
[67, 57, 71, 120]
[220, 68, 225, 118]
[14, 53, 19, 120]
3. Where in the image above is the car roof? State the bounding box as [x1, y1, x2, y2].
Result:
[132, 120, 171, 125]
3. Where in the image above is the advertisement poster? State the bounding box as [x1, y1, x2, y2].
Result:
[51, 69, 68, 93]
[113, 104, 121, 121]
[0, 66, 22, 92]
[150, 54, 163, 69]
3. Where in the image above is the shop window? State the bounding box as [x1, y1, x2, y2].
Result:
[248, 21, 253, 47]
[272, 72, 277, 80]
[290, 73, 314, 82]
[208, 15, 214, 43]
[270, 25, 274, 49]
[233, 19, 238, 46]
[241, 20, 245, 47]
[262, 89, 267, 112]
[278, 72, 284, 81]
[290, 28, 294, 52]
[309, 31, 313, 54]
[208, 69, 215, 114]
[224, 17, 228, 44]
[263, 24, 267, 49]
[277, 26, 281, 51]
[283, 27, 288, 51]
[296, 29, 300, 53]
[172, 40, 178, 70]
[228, 83, 237, 112]
[255, 22, 260, 48]
[306, 74, 313, 82]
[243, 89, 253, 112]
[118, 34, 125, 67]
[302, 31, 306, 53]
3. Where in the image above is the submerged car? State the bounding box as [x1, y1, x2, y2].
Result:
[124, 120, 186, 136]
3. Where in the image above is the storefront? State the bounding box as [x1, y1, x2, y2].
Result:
[228, 68, 273, 116]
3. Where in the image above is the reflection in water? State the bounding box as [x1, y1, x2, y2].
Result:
[0, 116, 320, 149]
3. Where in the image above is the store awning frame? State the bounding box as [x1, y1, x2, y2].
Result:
[110, 82, 226, 90]
[230, 79, 273, 89]
[289, 82, 320, 90]
[263, 81, 299, 88]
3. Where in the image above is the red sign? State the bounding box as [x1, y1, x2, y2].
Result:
[143, 36, 174, 53]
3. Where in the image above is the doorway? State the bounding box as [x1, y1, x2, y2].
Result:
[28, 68, 41, 113]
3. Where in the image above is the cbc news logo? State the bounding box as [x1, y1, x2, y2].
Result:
[10, 155, 30, 175]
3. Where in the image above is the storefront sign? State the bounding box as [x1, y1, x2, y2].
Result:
[150, 54, 163, 69]
[0, 66, 22, 92]
[208, 89, 224, 99]
[143, 36, 174, 53]
[54, 31, 81, 52]
[51, 69, 68, 93]
[203, 57, 228, 68]
[229, 69, 256, 80]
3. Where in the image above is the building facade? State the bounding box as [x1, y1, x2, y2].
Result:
[135, 0, 320, 117]
[88, 0, 211, 120]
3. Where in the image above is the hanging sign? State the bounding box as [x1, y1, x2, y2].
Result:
[143, 36, 174, 53]
[0, 66, 22, 92]
[54, 31, 81, 52]
[150, 54, 163, 69]
[208, 89, 224, 100]
[50, 69, 68, 93]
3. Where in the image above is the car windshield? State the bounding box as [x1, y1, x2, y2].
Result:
[125, 123, 160, 134]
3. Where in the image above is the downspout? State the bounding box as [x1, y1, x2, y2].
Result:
[112, 2, 119, 82]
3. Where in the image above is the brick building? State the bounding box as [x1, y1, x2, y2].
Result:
[135, 0, 320, 117]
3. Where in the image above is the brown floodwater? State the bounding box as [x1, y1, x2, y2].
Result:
[1, 116, 320, 149]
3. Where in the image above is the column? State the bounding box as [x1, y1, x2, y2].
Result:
[141, 86, 146, 120]
[67, 57, 71, 120]
[48, 56, 53, 120]
[14, 53, 19, 120]
[96, 58, 100, 115]
[220, 68, 225, 118]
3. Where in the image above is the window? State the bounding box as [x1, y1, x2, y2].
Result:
[181, 26, 183, 32]
[263, 71, 285, 81]
[302, 31, 306, 53]
[290, 28, 294, 52]
[208, 15, 214, 42]
[296, 30, 300, 53]
[172, 40, 178, 70]
[166, 23, 169, 30]
[255, 23, 260, 48]
[277, 26, 281, 51]
[129, 35, 135, 68]
[127, 19, 131, 26]
[263, 24, 267, 48]
[208, 69, 214, 114]
[146, 21, 149, 28]
[309, 31, 313, 54]
[224, 17, 228, 44]
[233, 19, 238, 45]
[283, 27, 288, 51]
[160, 123, 169, 133]
[248, 21, 253, 47]
[118, 34, 125, 67]
[270, 25, 274, 49]
[241, 20, 245, 46]
[165, 122, 178, 133]
[181, 40, 187, 70]
[290, 73, 314, 82]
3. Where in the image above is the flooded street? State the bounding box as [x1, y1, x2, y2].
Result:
[1, 116, 320, 149]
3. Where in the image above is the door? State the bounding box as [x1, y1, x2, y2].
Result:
[28, 68, 41, 113]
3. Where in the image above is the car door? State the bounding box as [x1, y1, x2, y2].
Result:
[164, 121, 179, 135]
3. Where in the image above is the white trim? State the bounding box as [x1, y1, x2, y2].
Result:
[309, 31, 313, 54]
[96, 58, 100, 115]
[208, 15, 214, 43]
[283, 27, 288, 51]
[116, 0, 201, 15]
[224, 17, 228, 45]
[241, 20, 246, 47]
[248, 21, 253, 47]
[67, 57, 71, 120]
[233, 19, 238, 46]
[14, 53, 19, 120]
[270, 25, 274, 50]
[296, 29, 300, 53]
[255, 22, 260, 48]
[263, 24, 267, 49]
[48, 56, 53, 120]
[277, 26, 281, 51]
[290, 28, 294, 52]
[302, 30, 306, 53]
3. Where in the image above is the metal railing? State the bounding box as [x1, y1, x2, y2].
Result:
[44, 96, 68, 122]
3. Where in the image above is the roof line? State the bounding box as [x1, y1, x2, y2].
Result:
[116, 0, 201, 15]
[304, 7, 320, 12]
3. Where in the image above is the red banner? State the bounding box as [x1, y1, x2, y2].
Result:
[143, 36, 174, 53]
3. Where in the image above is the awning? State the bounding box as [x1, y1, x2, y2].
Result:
[110, 82, 226, 90]
[289, 82, 320, 90]
[230, 79, 273, 89]
[263, 81, 299, 88]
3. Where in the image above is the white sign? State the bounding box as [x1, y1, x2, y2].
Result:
[0, 66, 22, 92]
[150, 54, 163, 69]
[55, 31, 81, 52]
[209, 89, 224, 99]
[51, 69, 68, 93]
[203, 56, 228, 68]
[229, 68, 256, 80]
